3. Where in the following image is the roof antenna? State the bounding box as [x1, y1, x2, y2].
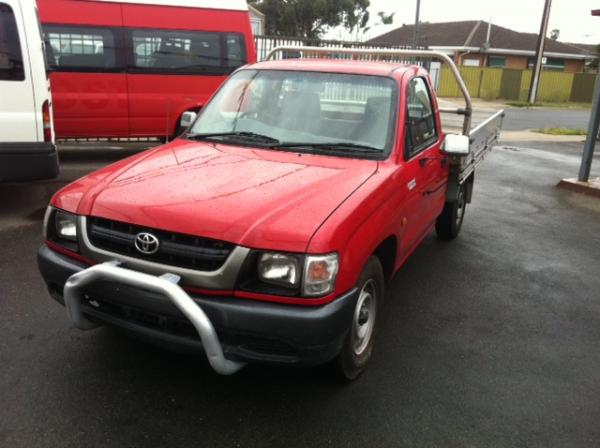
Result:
[484, 18, 492, 51]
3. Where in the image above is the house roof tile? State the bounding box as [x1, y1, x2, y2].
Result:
[369, 21, 598, 57]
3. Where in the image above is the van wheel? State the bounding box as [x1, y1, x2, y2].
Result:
[436, 184, 466, 240]
[335, 256, 384, 380]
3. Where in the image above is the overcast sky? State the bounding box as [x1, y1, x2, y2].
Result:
[326, 0, 600, 45]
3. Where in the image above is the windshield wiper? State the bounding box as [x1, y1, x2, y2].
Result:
[274, 142, 382, 153]
[186, 131, 281, 144]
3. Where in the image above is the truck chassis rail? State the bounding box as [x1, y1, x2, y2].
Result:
[63, 261, 246, 375]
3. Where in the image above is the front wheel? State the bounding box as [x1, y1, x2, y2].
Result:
[335, 256, 385, 380]
[435, 183, 466, 240]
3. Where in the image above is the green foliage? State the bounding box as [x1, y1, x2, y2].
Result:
[250, 0, 370, 38]
[534, 127, 587, 135]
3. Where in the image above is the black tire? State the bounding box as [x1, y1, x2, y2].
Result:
[435, 184, 466, 240]
[335, 256, 385, 381]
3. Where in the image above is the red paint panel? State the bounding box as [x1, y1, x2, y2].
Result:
[126, 74, 226, 137]
[38, 0, 122, 26]
[49, 72, 129, 137]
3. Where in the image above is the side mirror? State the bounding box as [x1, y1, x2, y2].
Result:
[441, 134, 470, 156]
[180, 111, 198, 130]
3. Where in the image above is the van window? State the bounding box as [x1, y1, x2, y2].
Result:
[0, 3, 25, 81]
[405, 77, 437, 158]
[44, 25, 117, 71]
[130, 29, 246, 74]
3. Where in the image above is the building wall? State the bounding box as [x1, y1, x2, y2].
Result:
[504, 55, 528, 69]
[564, 59, 585, 73]
[452, 51, 585, 73]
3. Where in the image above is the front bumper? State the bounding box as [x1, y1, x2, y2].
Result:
[0, 142, 59, 182]
[38, 245, 358, 371]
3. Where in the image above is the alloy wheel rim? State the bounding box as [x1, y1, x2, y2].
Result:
[352, 279, 377, 356]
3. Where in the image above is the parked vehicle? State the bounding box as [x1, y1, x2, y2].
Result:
[0, 0, 58, 182]
[38, 47, 504, 379]
[37, 0, 256, 139]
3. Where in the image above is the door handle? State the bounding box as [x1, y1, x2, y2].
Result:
[419, 157, 448, 168]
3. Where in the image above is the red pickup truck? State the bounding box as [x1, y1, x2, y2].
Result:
[38, 48, 503, 379]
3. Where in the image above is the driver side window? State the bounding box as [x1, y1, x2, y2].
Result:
[405, 77, 437, 158]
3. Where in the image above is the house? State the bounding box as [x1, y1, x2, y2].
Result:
[248, 4, 265, 36]
[369, 20, 598, 73]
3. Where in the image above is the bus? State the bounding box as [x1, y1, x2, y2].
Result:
[37, 0, 256, 139]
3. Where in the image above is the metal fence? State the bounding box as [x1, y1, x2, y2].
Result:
[254, 35, 423, 61]
[253, 35, 441, 87]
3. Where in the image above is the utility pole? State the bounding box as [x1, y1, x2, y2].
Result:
[412, 0, 421, 48]
[577, 9, 600, 182]
[528, 0, 553, 103]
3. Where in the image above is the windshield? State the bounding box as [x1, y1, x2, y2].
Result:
[189, 70, 398, 157]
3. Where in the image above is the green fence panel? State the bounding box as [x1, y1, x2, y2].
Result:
[438, 66, 460, 97]
[570, 73, 597, 103]
[437, 66, 482, 97]
[437, 65, 582, 103]
[479, 68, 502, 100]
[538, 71, 575, 102]
[459, 67, 483, 98]
[499, 69, 523, 100]
[519, 70, 533, 102]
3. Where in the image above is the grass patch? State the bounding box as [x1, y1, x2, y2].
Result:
[506, 101, 591, 109]
[533, 127, 587, 136]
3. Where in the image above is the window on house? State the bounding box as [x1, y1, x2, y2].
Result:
[405, 77, 437, 158]
[488, 56, 506, 68]
[0, 3, 25, 81]
[463, 58, 480, 67]
[527, 57, 565, 71]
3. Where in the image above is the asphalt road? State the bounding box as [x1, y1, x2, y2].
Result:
[1, 141, 599, 447]
[441, 102, 592, 132]
[503, 108, 591, 131]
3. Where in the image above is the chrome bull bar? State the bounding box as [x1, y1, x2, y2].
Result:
[63, 261, 246, 375]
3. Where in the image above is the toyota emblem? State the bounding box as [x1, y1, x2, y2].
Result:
[134, 232, 160, 255]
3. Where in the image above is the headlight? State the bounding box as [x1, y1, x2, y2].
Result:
[55, 210, 78, 241]
[303, 253, 339, 296]
[258, 253, 301, 288]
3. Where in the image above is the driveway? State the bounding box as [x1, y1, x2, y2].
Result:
[1, 142, 599, 447]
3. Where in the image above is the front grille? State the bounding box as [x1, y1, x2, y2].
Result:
[82, 298, 297, 358]
[87, 217, 235, 271]
[84, 298, 200, 340]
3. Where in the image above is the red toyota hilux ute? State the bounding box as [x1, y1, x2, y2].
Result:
[38, 48, 504, 379]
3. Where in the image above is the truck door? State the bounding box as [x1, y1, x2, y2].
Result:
[401, 76, 445, 250]
[0, 0, 37, 141]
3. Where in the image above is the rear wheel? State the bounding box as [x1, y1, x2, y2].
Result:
[435, 183, 466, 240]
[335, 256, 384, 380]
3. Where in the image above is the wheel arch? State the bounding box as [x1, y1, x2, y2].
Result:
[373, 235, 397, 283]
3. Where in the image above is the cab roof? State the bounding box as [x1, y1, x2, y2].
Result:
[246, 59, 419, 78]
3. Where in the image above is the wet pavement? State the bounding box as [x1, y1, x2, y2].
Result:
[1, 140, 599, 447]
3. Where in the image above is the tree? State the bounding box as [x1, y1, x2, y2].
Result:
[250, 0, 370, 39]
[356, 11, 395, 40]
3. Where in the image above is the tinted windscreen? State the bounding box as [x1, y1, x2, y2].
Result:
[0, 3, 25, 81]
[131, 29, 246, 74]
[190, 70, 397, 156]
[44, 25, 117, 70]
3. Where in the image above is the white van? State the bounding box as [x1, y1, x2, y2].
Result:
[0, 0, 58, 182]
